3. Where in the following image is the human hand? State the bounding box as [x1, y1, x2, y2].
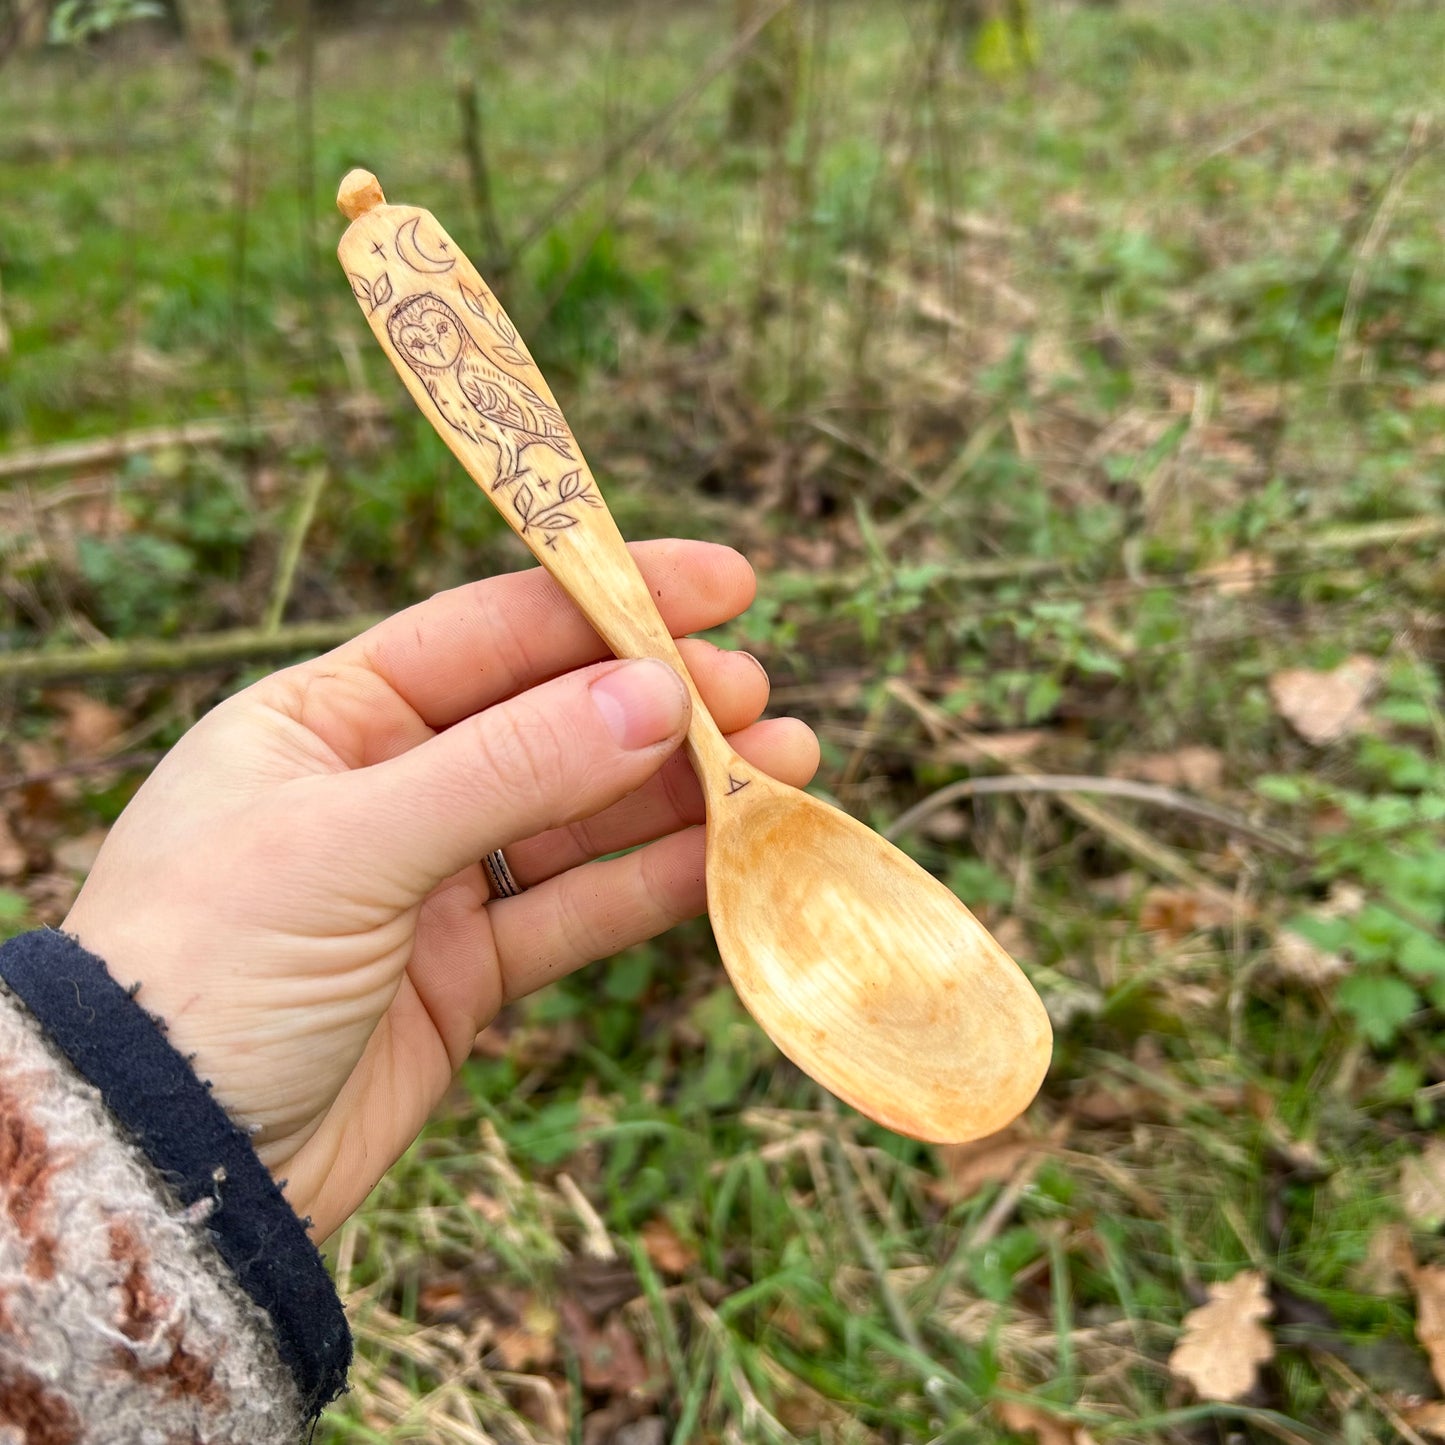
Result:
[62, 541, 818, 1241]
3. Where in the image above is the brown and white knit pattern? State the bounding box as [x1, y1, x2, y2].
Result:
[0, 985, 305, 1444]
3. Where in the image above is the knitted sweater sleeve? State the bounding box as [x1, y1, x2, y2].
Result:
[0, 930, 351, 1443]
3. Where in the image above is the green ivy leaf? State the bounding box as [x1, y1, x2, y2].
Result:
[1335, 973, 1419, 1047]
[0, 889, 29, 941]
[1398, 930, 1445, 981]
[1023, 674, 1063, 723]
[1256, 774, 1306, 804]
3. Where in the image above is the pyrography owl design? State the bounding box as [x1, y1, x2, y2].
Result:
[387, 293, 573, 484]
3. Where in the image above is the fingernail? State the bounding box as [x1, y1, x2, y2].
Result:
[739, 650, 769, 685]
[590, 660, 689, 749]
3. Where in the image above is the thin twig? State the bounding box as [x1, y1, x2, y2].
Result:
[457, 78, 507, 274]
[505, 0, 797, 267]
[0, 750, 166, 795]
[884, 680, 1247, 915]
[263, 463, 329, 633]
[1331, 112, 1433, 396]
[885, 773, 1309, 860]
[1310, 1350, 1431, 1445]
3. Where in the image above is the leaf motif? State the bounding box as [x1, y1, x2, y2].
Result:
[558, 470, 581, 501]
[498, 346, 531, 369]
[460, 283, 490, 321]
[513, 484, 535, 523]
[580, 492, 603, 508]
[539, 513, 578, 530]
[348, 273, 373, 307]
[372, 272, 394, 308]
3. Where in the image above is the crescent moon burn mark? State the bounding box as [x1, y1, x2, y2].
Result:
[395, 215, 456, 274]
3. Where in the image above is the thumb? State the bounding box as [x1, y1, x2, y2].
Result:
[303, 658, 690, 899]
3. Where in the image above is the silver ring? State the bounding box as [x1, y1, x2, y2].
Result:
[483, 848, 524, 899]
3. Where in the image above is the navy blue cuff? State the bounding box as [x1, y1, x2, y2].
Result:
[0, 928, 350, 1418]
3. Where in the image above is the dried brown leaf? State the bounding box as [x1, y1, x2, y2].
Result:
[1351, 1221, 1411, 1296]
[493, 1295, 559, 1372]
[1071, 1082, 1150, 1125]
[417, 1277, 470, 1323]
[1138, 887, 1235, 939]
[940, 729, 1047, 766]
[639, 1217, 697, 1278]
[559, 1296, 650, 1396]
[1268, 656, 1380, 746]
[993, 1394, 1097, 1445]
[52, 827, 107, 877]
[1114, 746, 1225, 792]
[0, 813, 26, 882]
[1402, 1142, 1445, 1231]
[1414, 1264, 1445, 1393]
[1168, 1270, 1275, 1402]
[1401, 1399, 1445, 1440]
[50, 689, 125, 759]
[506, 1375, 569, 1441]
[1272, 929, 1349, 986]
[1199, 551, 1274, 595]
[932, 1124, 1035, 1203]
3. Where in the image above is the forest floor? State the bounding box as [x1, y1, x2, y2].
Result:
[3, 2, 1445, 1441]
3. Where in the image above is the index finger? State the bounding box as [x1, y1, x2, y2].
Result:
[333, 539, 757, 730]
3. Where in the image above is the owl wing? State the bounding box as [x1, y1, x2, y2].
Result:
[508, 375, 569, 441]
[461, 347, 570, 441]
[457, 359, 539, 437]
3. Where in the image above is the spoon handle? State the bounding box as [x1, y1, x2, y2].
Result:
[336, 170, 737, 788]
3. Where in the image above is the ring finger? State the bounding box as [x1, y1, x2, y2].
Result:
[497, 715, 819, 888]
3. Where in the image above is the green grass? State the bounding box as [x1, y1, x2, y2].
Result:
[4, 1, 1445, 1440]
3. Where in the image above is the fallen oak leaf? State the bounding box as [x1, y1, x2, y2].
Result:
[1402, 1399, 1445, 1440]
[1272, 928, 1349, 986]
[1402, 1141, 1445, 1233]
[493, 1294, 560, 1372]
[1168, 1270, 1275, 1402]
[932, 1123, 1036, 1204]
[559, 1296, 651, 1397]
[1138, 885, 1236, 939]
[1413, 1263, 1445, 1393]
[639, 1217, 697, 1277]
[1268, 656, 1380, 746]
[1112, 745, 1224, 792]
[0, 813, 26, 881]
[49, 689, 125, 758]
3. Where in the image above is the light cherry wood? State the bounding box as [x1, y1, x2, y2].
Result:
[337, 170, 1052, 1141]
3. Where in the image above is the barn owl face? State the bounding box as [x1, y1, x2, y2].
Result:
[390, 299, 465, 370]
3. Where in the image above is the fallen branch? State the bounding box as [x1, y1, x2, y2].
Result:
[769, 510, 1445, 597]
[0, 616, 379, 685]
[0, 398, 385, 482]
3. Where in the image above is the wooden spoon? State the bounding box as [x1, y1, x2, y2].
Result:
[336, 170, 1052, 1142]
